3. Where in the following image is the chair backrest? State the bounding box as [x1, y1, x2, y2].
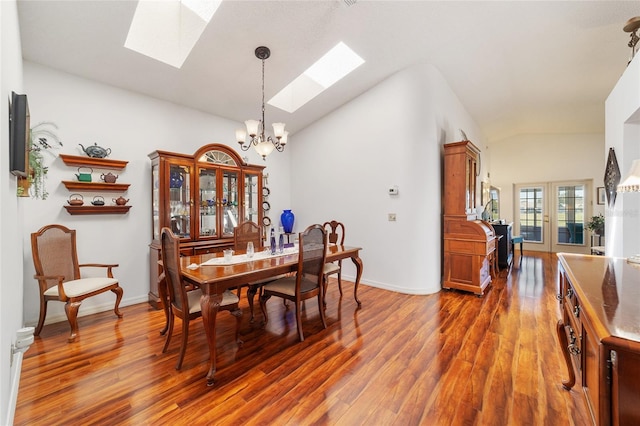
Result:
[234, 221, 262, 250]
[323, 220, 345, 245]
[31, 224, 80, 288]
[296, 224, 328, 287]
[160, 227, 189, 313]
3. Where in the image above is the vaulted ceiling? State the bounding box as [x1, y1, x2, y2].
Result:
[16, 1, 640, 141]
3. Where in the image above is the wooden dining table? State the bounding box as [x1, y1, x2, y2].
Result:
[173, 244, 363, 386]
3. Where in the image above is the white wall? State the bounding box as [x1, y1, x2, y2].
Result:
[290, 64, 483, 294]
[488, 133, 604, 251]
[1, 0, 29, 422]
[605, 53, 640, 258]
[21, 62, 291, 326]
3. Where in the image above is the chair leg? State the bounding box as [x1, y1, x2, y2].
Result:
[35, 298, 48, 336]
[247, 284, 258, 323]
[176, 317, 189, 370]
[112, 286, 124, 318]
[318, 292, 327, 330]
[322, 275, 328, 306]
[294, 300, 304, 342]
[231, 308, 243, 345]
[65, 300, 82, 343]
[162, 309, 174, 353]
[259, 293, 271, 325]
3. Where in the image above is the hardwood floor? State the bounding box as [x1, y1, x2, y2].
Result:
[15, 252, 590, 425]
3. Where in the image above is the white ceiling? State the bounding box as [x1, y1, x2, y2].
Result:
[16, 1, 640, 141]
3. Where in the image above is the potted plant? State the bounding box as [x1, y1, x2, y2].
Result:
[17, 122, 63, 200]
[587, 213, 605, 236]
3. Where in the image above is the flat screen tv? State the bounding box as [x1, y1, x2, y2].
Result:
[9, 91, 30, 177]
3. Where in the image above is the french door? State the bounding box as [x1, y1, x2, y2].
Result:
[514, 180, 592, 254]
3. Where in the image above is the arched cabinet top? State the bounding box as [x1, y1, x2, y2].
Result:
[193, 144, 244, 168]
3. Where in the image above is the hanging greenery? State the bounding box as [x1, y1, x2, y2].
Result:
[17, 122, 63, 200]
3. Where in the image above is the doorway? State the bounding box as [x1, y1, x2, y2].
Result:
[513, 180, 592, 254]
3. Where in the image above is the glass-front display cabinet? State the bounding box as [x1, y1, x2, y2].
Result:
[148, 144, 264, 308]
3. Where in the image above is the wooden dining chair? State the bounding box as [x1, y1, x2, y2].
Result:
[30, 224, 123, 343]
[259, 224, 328, 342]
[322, 220, 345, 303]
[233, 221, 285, 322]
[161, 227, 241, 370]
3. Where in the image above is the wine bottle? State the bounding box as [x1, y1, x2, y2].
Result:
[270, 228, 276, 255]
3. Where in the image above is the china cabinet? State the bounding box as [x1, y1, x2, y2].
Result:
[556, 254, 640, 425]
[442, 140, 496, 295]
[147, 144, 265, 307]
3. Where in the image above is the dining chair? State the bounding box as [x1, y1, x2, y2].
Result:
[259, 224, 328, 342]
[322, 220, 345, 303]
[30, 224, 123, 343]
[233, 221, 285, 322]
[161, 227, 241, 370]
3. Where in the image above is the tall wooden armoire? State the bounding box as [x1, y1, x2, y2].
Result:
[443, 140, 496, 296]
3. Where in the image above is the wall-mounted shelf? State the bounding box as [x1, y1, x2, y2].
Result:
[62, 181, 130, 191]
[64, 205, 131, 215]
[60, 154, 128, 170]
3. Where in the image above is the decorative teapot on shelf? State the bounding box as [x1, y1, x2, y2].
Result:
[113, 196, 129, 206]
[75, 167, 93, 182]
[67, 193, 84, 206]
[91, 196, 105, 206]
[100, 172, 118, 183]
[79, 143, 111, 158]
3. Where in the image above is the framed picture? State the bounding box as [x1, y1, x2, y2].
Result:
[597, 187, 605, 205]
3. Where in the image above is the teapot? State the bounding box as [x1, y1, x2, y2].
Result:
[91, 196, 105, 206]
[79, 143, 111, 158]
[75, 167, 93, 182]
[67, 193, 84, 206]
[100, 172, 118, 183]
[113, 196, 129, 206]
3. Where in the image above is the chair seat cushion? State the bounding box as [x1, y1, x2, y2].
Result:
[187, 289, 239, 314]
[263, 276, 318, 297]
[248, 274, 288, 286]
[512, 236, 524, 243]
[323, 263, 340, 276]
[44, 277, 118, 298]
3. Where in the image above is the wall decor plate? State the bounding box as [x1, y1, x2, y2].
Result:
[604, 147, 621, 208]
[262, 216, 271, 226]
[263, 187, 270, 197]
[262, 200, 270, 211]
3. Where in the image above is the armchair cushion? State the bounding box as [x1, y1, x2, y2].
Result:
[44, 277, 118, 298]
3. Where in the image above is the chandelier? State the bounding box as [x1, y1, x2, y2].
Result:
[236, 46, 288, 160]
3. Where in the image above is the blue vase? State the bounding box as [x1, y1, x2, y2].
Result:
[281, 209, 295, 233]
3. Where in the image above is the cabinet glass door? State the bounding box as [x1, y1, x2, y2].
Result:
[198, 168, 217, 238]
[169, 163, 191, 239]
[152, 162, 160, 241]
[244, 171, 260, 224]
[221, 170, 239, 237]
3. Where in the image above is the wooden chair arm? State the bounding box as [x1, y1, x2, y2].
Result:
[79, 263, 118, 278]
[33, 274, 68, 300]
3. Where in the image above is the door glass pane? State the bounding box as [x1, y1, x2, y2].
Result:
[199, 168, 216, 237]
[557, 184, 585, 245]
[169, 164, 191, 239]
[222, 170, 239, 237]
[519, 187, 543, 243]
[244, 173, 259, 224]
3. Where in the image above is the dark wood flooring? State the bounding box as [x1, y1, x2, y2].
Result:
[15, 251, 590, 425]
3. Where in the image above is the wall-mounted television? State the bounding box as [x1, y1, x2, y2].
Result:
[9, 91, 30, 177]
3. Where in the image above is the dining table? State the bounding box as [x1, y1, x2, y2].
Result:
[171, 244, 364, 386]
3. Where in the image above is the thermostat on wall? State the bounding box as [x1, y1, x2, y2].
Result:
[388, 185, 399, 195]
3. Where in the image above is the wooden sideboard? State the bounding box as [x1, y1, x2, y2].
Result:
[556, 253, 640, 425]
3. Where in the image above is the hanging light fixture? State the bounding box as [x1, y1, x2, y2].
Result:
[236, 46, 288, 160]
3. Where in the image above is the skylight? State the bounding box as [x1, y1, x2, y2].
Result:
[124, 0, 221, 69]
[268, 42, 365, 113]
